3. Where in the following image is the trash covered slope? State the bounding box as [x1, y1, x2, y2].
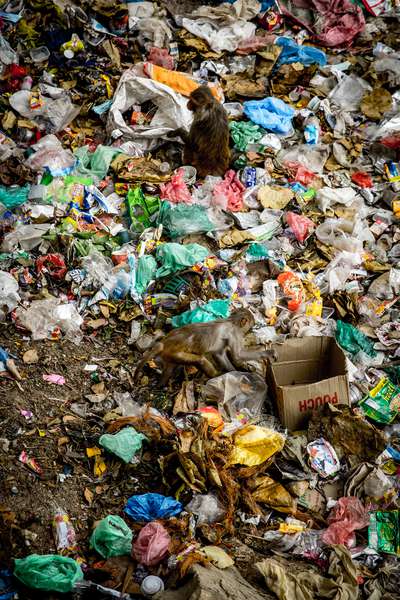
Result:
[0, 0, 399, 598]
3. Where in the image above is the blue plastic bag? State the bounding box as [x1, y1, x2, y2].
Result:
[124, 493, 182, 521]
[275, 37, 327, 69]
[171, 299, 230, 328]
[243, 97, 295, 135]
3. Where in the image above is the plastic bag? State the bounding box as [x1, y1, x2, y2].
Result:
[0, 184, 30, 209]
[14, 555, 83, 593]
[25, 135, 75, 177]
[277, 271, 304, 311]
[230, 121, 264, 151]
[126, 187, 160, 233]
[90, 515, 133, 558]
[322, 497, 369, 548]
[307, 438, 340, 478]
[229, 425, 285, 466]
[99, 427, 147, 463]
[148, 47, 174, 70]
[279, 144, 329, 173]
[329, 74, 371, 112]
[186, 493, 226, 524]
[160, 169, 192, 204]
[15, 298, 83, 343]
[202, 372, 267, 421]
[285, 212, 314, 243]
[171, 299, 230, 328]
[359, 378, 400, 424]
[336, 320, 377, 357]
[275, 37, 327, 68]
[158, 202, 215, 239]
[243, 97, 295, 135]
[124, 493, 182, 521]
[212, 170, 245, 212]
[155, 243, 209, 278]
[107, 64, 192, 152]
[0, 271, 20, 320]
[132, 522, 170, 566]
[36, 254, 67, 280]
[135, 255, 157, 296]
[74, 145, 122, 182]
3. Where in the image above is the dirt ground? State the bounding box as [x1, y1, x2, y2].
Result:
[0, 322, 167, 560]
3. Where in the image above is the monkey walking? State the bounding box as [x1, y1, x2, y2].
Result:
[171, 85, 231, 179]
[133, 309, 277, 385]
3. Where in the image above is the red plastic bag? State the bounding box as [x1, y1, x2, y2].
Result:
[322, 497, 369, 548]
[132, 522, 170, 566]
[277, 271, 304, 311]
[160, 169, 192, 205]
[212, 170, 244, 212]
[351, 171, 372, 188]
[286, 211, 315, 243]
[36, 254, 67, 280]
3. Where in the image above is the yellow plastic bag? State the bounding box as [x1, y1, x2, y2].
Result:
[229, 425, 285, 467]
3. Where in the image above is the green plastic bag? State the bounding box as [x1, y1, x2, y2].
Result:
[335, 320, 376, 357]
[230, 121, 265, 151]
[135, 255, 157, 296]
[0, 184, 30, 209]
[172, 299, 231, 328]
[74, 145, 122, 181]
[14, 554, 83, 593]
[126, 187, 160, 232]
[158, 201, 214, 238]
[99, 427, 147, 463]
[90, 515, 133, 558]
[156, 243, 209, 278]
[359, 377, 400, 424]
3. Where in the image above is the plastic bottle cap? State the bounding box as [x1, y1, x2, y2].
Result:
[140, 576, 164, 596]
[64, 49, 75, 59]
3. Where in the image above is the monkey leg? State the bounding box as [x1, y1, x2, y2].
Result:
[213, 350, 235, 373]
[161, 363, 175, 385]
[173, 351, 218, 378]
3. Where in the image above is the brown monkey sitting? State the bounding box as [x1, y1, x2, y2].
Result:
[133, 309, 276, 384]
[173, 85, 230, 179]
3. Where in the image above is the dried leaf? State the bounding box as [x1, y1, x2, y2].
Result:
[99, 304, 110, 319]
[91, 381, 105, 394]
[57, 437, 69, 446]
[87, 318, 108, 329]
[22, 349, 39, 364]
[84, 488, 94, 505]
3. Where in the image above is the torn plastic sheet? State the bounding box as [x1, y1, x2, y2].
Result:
[279, 0, 365, 48]
[177, 0, 260, 53]
[9, 91, 80, 133]
[107, 64, 192, 152]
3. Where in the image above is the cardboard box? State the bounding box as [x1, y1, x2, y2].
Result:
[267, 336, 350, 431]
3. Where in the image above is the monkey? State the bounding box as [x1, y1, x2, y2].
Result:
[170, 85, 230, 179]
[133, 309, 276, 385]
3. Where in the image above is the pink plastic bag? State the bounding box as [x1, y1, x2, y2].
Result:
[212, 170, 244, 212]
[147, 47, 174, 70]
[286, 211, 315, 243]
[322, 497, 369, 548]
[160, 169, 192, 205]
[285, 162, 316, 185]
[132, 522, 170, 566]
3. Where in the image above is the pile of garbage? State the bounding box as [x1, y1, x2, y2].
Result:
[0, 0, 399, 598]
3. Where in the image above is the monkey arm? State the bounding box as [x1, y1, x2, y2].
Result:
[229, 339, 276, 367]
[166, 128, 189, 143]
